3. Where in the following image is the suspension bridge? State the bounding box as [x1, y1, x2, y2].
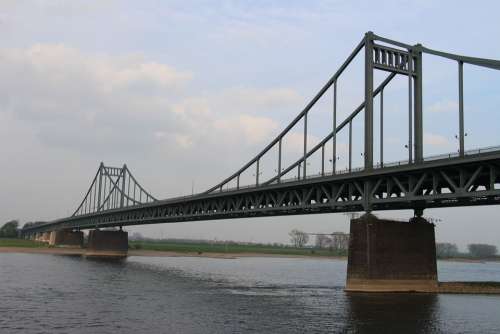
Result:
[21, 31, 500, 291]
[22, 32, 500, 236]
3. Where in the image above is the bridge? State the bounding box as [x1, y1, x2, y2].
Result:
[21, 32, 500, 292]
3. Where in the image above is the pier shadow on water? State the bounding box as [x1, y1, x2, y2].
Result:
[344, 292, 439, 334]
[83, 255, 128, 264]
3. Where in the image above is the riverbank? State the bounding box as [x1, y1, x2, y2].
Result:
[438, 281, 500, 294]
[0, 246, 347, 260]
[1, 238, 499, 262]
[2, 246, 500, 263]
[0, 238, 347, 258]
[128, 240, 346, 257]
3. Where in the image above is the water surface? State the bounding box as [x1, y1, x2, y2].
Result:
[1, 253, 500, 333]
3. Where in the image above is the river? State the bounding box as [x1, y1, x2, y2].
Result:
[1, 253, 500, 333]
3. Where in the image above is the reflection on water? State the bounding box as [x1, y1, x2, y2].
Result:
[346, 293, 439, 334]
[0, 253, 500, 333]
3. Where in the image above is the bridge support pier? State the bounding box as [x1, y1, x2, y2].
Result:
[86, 229, 128, 258]
[49, 230, 84, 247]
[345, 214, 437, 292]
[39, 232, 51, 243]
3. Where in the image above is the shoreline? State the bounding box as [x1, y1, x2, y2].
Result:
[0, 246, 346, 260]
[1, 246, 499, 262]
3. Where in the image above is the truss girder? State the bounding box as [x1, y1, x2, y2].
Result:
[24, 156, 500, 233]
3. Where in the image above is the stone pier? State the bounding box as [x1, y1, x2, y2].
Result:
[345, 214, 438, 292]
[37, 232, 51, 243]
[86, 229, 128, 258]
[49, 230, 84, 247]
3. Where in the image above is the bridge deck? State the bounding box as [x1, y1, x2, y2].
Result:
[23, 148, 500, 233]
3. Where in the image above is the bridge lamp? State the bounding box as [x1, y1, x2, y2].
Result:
[454, 134, 469, 154]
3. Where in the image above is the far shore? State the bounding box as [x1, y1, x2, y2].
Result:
[0, 246, 346, 260]
[1, 246, 499, 263]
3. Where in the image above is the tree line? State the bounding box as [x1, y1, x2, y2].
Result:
[0, 220, 47, 238]
[289, 229, 498, 259]
[436, 242, 498, 259]
[0, 220, 19, 238]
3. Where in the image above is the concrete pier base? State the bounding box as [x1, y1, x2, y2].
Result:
[346, 214, 438, 292]
[37, 232, 51, 243]
[44, 232, 51, 243]
[86, 229, 128, 258]
[49, 230, 84, 247]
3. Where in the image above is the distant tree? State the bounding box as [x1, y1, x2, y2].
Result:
[315, 235, 331, 249]
[468, 244, 498, 258]
[289, 229, 309, 248]
[0, 220, 19, 238]
[330, 233, 350, 252]
[436, 242, 459, 258]
[130, 232, 144, 241]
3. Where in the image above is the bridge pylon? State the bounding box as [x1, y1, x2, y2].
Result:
[72, 163, 157, 217]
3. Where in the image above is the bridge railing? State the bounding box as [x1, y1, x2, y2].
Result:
[422, 145, 500, 162]
[215, 145, 500, 193]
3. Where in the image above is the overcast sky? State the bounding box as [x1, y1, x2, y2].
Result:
[1, 0, 500, 249]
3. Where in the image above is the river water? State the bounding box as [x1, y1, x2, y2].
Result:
[1, 253, 500, 333]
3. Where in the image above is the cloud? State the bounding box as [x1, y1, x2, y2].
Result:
[424, 132, 452, 147]
[0, 44, 197, 156]
[220, 87, 302, 112]
[167, 86, 302, 153]
[427, 100, 458, 113]
[280, 131, 321, 157]
[0, 44, 304, 159]
[214, 115, 279, 145]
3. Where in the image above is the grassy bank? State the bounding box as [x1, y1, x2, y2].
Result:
[0, 237, 345, 257]
[129, 240, 346, 257]
[0, 238, 48, 248]
[438, 255, 500, 262]
[3, 237, 498, 261]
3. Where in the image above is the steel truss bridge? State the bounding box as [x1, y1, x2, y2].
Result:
[23, 32, 500, 235]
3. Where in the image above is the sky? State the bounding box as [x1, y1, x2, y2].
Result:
[1, 0, 500, 249]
